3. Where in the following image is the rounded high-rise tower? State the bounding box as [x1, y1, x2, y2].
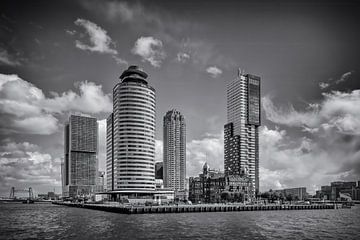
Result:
[112, 66, 156, 193]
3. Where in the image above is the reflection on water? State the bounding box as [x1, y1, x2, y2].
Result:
[0, 203, 359, 239]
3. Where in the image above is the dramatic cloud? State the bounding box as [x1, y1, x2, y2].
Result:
[259, 126, 360, 194]
[0, 48, 21, 66]
[81, 1, 231, 69]
[0, 73, 112, 135]
[176, 52, 190, 63]
[261, 88, 360, 193]
[74, 18, 117, 54]
[318, 71, 354, 89]
[263, 90, 360, 135]
[132, 36, 166, 67]
[206, 66, 223, 78]
[0, 140, 61, 196]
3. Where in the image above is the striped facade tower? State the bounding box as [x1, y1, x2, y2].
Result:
[163, 109, 186, 191]
[106, 66, 156, 195]
[224, 69, 261, 198]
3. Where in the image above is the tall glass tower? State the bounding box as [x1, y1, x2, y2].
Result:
[163, 109, 186, 191]
[107, 66, 156, 194]
[224, 69, 260, 198]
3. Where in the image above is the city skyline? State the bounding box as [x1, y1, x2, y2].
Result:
[1, 0, 360, 196]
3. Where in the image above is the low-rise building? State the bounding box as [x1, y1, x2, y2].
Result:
[189, 162, 252, 203]
[330, 181, 356, 200]
[274, 187, 308, 201]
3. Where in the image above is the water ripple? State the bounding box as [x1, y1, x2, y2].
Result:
[0, 203, 359, 239]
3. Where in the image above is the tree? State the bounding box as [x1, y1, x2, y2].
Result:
[286, 194, 293, 203]
[221, 191, 231, 202]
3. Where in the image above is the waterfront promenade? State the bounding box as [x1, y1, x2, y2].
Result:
[52, 201, 339, 214]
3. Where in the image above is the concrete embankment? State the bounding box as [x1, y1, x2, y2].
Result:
[52, 201, 339, 214]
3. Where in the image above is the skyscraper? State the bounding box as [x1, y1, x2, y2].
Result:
[163, 109, 186, 191]
[63, 115, 98, 198]
[224, 69, 260, 197]
[106, 66, 156, 195]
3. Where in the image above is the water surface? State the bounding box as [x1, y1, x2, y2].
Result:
[0, 203, 359, 239]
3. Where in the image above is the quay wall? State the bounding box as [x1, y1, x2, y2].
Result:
[52, 202, 338, 215]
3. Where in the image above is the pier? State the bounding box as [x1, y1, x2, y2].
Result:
[52, 202, 340, 214]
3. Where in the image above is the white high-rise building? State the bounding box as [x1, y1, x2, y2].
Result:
[163, 110, 186, 191]
[224, 69, 260, 198]
[106, 66, 156, 194]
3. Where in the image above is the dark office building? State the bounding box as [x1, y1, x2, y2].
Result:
[63, 115, 98, 198]
[224, 69, 261, 198]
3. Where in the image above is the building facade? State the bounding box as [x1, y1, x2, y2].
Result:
[330, 181, 356, 200]
[224, 69, 260, 198]
[63, 115, 98, 198]
[163, 109, 186, 191]
[106, 66, 156, 196]
[189, 163, 252, 204]
[274, 187, 308, 201]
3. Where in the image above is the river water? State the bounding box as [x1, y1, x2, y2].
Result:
[0, 203, 359, 239]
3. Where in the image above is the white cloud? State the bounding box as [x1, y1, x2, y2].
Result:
[65, 29, 76, 36]
[186, 133, 224, 177]
[74, 18, 117, 54]
[318, 71, 354, 89]
[335, 71, 353, 84]
[319, 82, 329, 89]
[176, 52, 190, 63]
[263, 90, 360, 135]
[261, 89, 360, 193]
[206, 66, 223, 78]
[259, 126, 360, 194]
[0, 73, 112, 135]
[112, 55, 128, 66]
[0, 140, 61, 196]
[131, 36, 166, 67]
[0, 48, 21, 66]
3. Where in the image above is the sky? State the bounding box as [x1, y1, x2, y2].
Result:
[0, 0, 360, 196]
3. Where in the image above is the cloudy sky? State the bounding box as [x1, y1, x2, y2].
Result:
[0, 0, 359, 196]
